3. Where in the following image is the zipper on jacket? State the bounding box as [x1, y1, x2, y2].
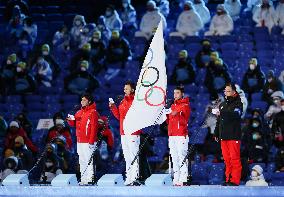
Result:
[86, 118, 90, 136]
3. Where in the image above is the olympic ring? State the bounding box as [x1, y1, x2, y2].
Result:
[136, 81, 154, 101]
[142, 48, 153, 69]
[145, 86, 166, 107]
[141, 67, 159, 87]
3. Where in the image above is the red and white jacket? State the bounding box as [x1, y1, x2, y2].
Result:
[167, 97, 191, 136]
[67, 103, 98, 144]
[110, 94, 142, 135]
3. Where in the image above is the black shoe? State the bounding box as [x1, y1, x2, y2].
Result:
[132, 180, 142, 186]
[226, 182, 239, 186]
[222, 182, 229, 186]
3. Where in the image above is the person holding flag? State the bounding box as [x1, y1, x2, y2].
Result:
[167, 86, 191, 186]
[109, 81, 142, 186]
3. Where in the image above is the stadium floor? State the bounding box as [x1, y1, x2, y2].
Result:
[1, 185, 284, 197]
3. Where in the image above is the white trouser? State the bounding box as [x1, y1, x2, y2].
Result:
[121, 135, 140, 185]
[169, 135, 189, 185]
[77, 142, 95, 183]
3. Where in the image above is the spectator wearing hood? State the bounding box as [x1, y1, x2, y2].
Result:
[0, 53, 18, 94]
[245, 165, 268, 186]
[265, 91, 284, 121]
[106, 30, 131, 67]
[271, 99, 284, 148]
[13, 136, 34, 171]
[52, 25, 71, 53]
[242, 58, 265, 102]
[275, 0, 284, 35]
[235, 84, 248, 118]
[121, 0, 137, 31]
[170, 1, 203, 38]
[276, 147, 284, 172]
[170, 50, 196, 85]
[70, 43, 92, 72]
[54, 136, 72, 173]
[242, 117, 268, 163]
[40, 44, 61, 77]
[65, 60, 99, 95]
[4, 121, 38, 153]
[90, 31, 106, 74]
[263, 70, 283, 105]
[205, 56, 232, 100]
[0, 149, 19, 181]
[193, 0, 211, 25]
[205, 4, 234, 36]
[96, 16, 111, 43]
[135, 1, 167, 40]
[15, 112, 33, 138]
[39, 143, 63, 183]
[47, 118, 73, 150]
[79, 23, 97, 48]
[155, 0, 170, 18]
[195, 39, 214, 68]
[253, 0, 276, 33]
[23, 17, 37, 44]
[244, 0, 261, 13]
[13, 61, 36, 94]
[17, 30, 33, 60]
[32, 55, 53, 87]
[224, 0, 242, 21]
[70, 15, 86, 47]
[105, 5, 122, 31]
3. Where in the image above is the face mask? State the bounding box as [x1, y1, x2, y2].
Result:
[268, 78, 273, 83]
[7, 60, 12, 65]
[16, 67, 22, 72]
[81, 67, 87, 71]
[184, 6, 191, 11]
[42, 51, 49, 56]
[249, 64, 256, 70]
[274, 99, 280, 105]
[217, 11, 222, 15]
[45, 161, 53, 168]
[93, 38, 99, 42]
[105, 11, 112, 17]
[75, 20, 81, 26]
[251, 171, 258, 177]
[252, 133, 259, 140]
[122, 3, 128, 8]
[252, 122, 259, 128]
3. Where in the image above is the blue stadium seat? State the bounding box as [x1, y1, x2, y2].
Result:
[250, 101, 268, 111]
[32, 13, 46, 22]
[251, 93, 262, 101]
[44, 6, 60, 14]
[46, 13, 63, 22]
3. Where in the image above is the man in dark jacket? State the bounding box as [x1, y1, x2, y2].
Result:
[241, 58, 265, 102]
[271, 99, 284, 148]
[263, 70, 283, 105]
[214, 83, 243, 186]
[195, 39, 214, 68]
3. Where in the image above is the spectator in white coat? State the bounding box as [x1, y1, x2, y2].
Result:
[170, 1, 203, 38]
[205, 4, 234, 36]
[265, 91, 284, 121]
[244, 0, 261, 13]
[224, 0, 242, 21]
[105, 5, 123, 31]
[193, 0, 211, 25]
[135, 1, 167, 40]
[70, 15, 86, 47]
[275, 0, 284, 35]
[279, 70, 284, 86]
[253, 0, 276, 33]
[155, 0, 170, 18]
[245, 165, 268, 186]
[121, 0, 137, 29]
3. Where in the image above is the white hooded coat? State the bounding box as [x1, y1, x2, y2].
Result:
[275, 2, 284, 34]
[193, 0, 211, 25]
[253, 4, 276, 33]
[105, 11, 123, 31]
[245, 165, 268, 186]
[224, 0, 242, 20]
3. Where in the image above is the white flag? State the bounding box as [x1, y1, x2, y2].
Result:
[123, 21, 167, 135]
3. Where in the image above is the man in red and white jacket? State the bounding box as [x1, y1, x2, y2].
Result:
[109, 81, 142, 186]
[167, 86, 191, 186]
[67, 93, 98, 185]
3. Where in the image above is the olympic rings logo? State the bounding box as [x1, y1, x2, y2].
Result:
[136, 48, 166, 106]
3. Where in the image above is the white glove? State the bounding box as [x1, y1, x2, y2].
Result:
[211, 108, 220, 115]
[109, 98, 114, 104]
[164, 108, 172, 115]
[67, 114, 75, 120]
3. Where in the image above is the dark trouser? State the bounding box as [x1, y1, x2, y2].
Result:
[221, 140, 242, 185]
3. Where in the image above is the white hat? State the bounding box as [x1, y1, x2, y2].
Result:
[147, 0, 156, 8]
[271, 91, 284, 99]
[184, 1, 193, 7]
[252, 165, 263, 175]
[55, 119, 65, 126]
[9, 121, 19, 128]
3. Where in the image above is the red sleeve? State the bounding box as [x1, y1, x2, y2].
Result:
[89, 111, 98, 144]
[47, 130, 57, 142]
[4, 133, 12, 149]
[110, 105, 120, 120]
[63, 130, 73, 149]
[103, 129, 114, 149]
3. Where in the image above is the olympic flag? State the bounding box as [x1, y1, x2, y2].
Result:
[123, 21, 167, 135]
